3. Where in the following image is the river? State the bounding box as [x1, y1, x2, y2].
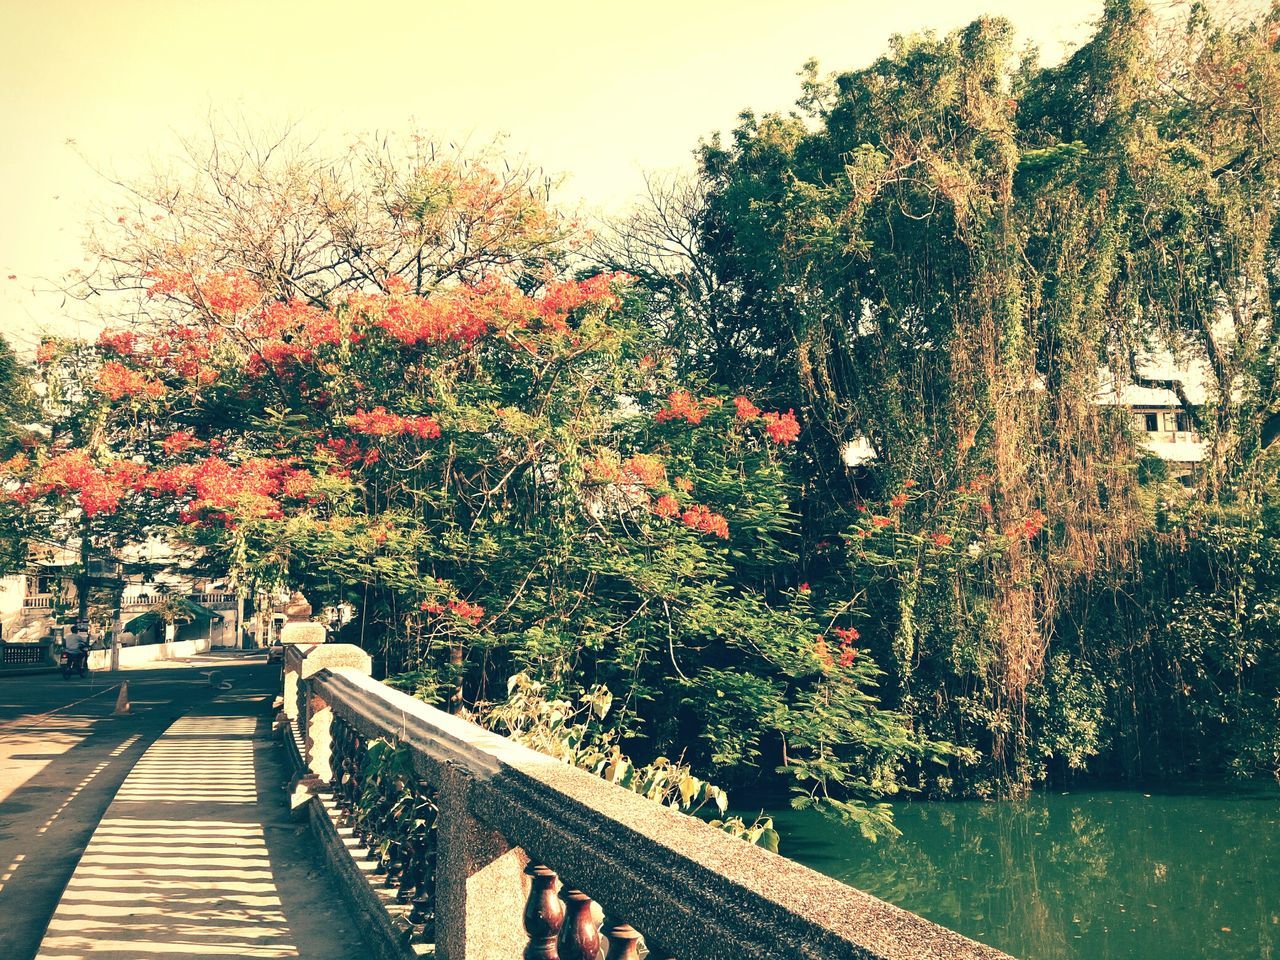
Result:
[771, 786, 1279, 960]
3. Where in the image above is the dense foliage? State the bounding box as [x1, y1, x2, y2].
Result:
[7, 143, 939, 836]
[6, 1, 1280, 827]
[598, 0, 1280, 793]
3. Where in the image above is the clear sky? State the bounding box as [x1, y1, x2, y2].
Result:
[0, 0, 1103, 349]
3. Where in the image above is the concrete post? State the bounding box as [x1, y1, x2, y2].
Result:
[433, 763, 531, 960]
[296, 646, 371, 767]
[284, 644, 373, 816]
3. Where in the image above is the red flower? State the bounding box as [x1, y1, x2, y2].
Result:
[97, 329, 137, 355]
[146, 268, 261, 315]
[622, 454, 666, 489]
[347, 407, 441, 440]
[762, 409, 800, 444]
[535, 273, 626, 329]
[680, 503, 730, 539]
[0, 452, 30, 475]
[320, 438, 365, 467]
[448, 599, 484, 625]
[931, 532, 953, 547]
[890, 493, 908, 509]
[1022, 510, 1047, 539]
[833, 627, 860, 667]
[655, 389, 708, 425]
[162, 431, 198, 456]
[586, 454, 623, 484]
[654, 494, 680, 518]
[872, 515, 892, 528]
[95, 361, 165, 401]
[26, 451, 150, 517]
[733, 396, 761, 421]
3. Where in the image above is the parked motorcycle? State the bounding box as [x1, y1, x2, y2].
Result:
[60, 650, 87, 679]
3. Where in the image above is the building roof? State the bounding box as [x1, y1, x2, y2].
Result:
[1096, 352, 1229, 408]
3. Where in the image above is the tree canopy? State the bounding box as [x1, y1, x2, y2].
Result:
[7, 1, 1280, 812]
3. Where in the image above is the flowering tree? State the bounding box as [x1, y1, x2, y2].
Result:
[0, 338, 36, 574]
[10, 152, 934, 835]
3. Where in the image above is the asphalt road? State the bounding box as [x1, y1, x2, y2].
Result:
[0, 654, 274, 960]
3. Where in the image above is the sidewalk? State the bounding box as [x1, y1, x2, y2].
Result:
[33, 685, 369, 959]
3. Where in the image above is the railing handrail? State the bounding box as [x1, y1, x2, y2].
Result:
[304, 660, 1012, 960]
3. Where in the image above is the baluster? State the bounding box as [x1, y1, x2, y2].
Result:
[557, 888, 600, 960]
[372, 773, 396, 872]
[523, 863, 564, 960]
[397, 832, 422, 903]
[410, 834, 437, 942]
[400, 795, 436, 899]
[409, 796, 437, 943]
[601, 921, 641, 960]
[329, 717, 350, 795]
[380, 772, 403, 881]
[349, 735, 369, 842]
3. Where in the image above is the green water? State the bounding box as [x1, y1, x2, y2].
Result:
[771, 787, 1280, 960]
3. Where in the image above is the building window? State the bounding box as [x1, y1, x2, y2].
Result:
[1144, 413, 1159, 432]
[1175, 412, 1190, 433]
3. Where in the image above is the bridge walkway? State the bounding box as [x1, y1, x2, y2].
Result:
[34, 679, 368, 960]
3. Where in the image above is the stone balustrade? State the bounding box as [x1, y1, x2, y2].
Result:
[1, 640, 51, 665]
[282, 643, 1015, 960]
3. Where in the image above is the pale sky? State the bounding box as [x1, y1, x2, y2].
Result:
[0, 0, 1102, 351]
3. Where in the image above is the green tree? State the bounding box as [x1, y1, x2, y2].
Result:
[6, 142, 934, 836]
[624, 0, 1280, 793]
[0, 335, 36, 574]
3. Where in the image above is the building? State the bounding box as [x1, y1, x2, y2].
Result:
[840, 359, 1210, 481]
[0, 536, 243, 651]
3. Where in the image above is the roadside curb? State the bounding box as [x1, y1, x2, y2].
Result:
[0, 666, 60, 678]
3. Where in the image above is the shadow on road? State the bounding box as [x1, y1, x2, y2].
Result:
[30, 683, 365, 959]
[0, 660, 266, 960]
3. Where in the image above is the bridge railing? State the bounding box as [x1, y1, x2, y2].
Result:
[2, 640, 51, 665]
[283, 643, 1013, 960]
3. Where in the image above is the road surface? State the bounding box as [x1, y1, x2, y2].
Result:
[0, 654, 271, 959]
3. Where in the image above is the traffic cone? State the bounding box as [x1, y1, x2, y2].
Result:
[113, 682, 132, 715]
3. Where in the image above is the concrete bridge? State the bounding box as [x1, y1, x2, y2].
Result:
[4, 643, 1014, 960]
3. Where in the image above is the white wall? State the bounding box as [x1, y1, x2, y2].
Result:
[0, 575, 25, 640]
[87, 635, 211, 671]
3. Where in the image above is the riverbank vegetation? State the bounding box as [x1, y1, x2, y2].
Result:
[3, 0, 1278, 834]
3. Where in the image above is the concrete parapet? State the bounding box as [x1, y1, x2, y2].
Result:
[285, 663, 1016, 960]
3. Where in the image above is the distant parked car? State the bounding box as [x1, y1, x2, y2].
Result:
[267, 639, 284, 663]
